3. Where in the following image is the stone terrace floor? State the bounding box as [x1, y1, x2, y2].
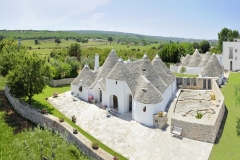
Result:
[48, 91, 213, 160]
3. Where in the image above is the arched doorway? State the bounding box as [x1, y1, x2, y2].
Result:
[129, 94, 132, 111]
[113, 95, 118, 110]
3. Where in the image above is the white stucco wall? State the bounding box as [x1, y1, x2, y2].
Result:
[170, 65, 203, 75]
[170, 65, 179, 73]
[105, 79, 132, 114]
[71, 83, 88, 101]
[220, 42, 240, 71]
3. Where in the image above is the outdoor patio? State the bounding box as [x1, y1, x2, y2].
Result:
[48, 91, 213, 160]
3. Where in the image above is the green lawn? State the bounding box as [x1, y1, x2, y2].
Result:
[32, 85, 127, 160]
[0, 112, 89, 159]
[209, 72, 240, 159]
[173, 72, 198, 78]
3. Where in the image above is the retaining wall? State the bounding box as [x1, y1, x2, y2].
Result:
[49, 78, 75, 87]
[171, 80, 225, 143]
[4, 87, 112, 160]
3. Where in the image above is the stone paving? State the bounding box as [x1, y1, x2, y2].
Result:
[48, 91, 213, 160]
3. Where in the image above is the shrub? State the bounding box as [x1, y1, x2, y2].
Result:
[236, 118, 240, 136]
[196, 112, 203, 119]
[210, 94, 216, 100]
[157, 111, 164, 117]
[91, 141, 98, 149]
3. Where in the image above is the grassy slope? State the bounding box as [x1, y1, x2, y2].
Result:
[209, 72, 240, 159]
[0, 112, 89, 160]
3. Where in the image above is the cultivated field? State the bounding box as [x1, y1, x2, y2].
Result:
[22, 39, 159, 56]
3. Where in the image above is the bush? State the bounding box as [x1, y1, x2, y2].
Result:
[236, 118, 240, 136]
[157, 111, 164, 117]
[196, 112, 203, 119]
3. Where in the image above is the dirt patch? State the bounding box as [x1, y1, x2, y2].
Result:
[0, 90, 36, 134]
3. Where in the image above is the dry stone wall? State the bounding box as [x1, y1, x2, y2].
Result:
[177, 77, 215, 90]
[49, 78, 75, 87]
[171, 80, 225, 143]
[4, 87, 112, 160]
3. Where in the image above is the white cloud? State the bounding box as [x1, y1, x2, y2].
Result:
[0, 0, 111, 29]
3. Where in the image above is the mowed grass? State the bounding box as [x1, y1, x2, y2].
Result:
[173, 72, 198, 78]
[209, 72, 240, 160]
[32, 85, 127, 160]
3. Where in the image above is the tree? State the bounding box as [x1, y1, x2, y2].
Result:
[55, 38, 61, 44]
[218, 28, 239, 52]
[108, 37, 113, 42]
[192, 42, 199, 49]
[180, 66, 186, 77]
[199, 40, 210, 53]
[68, 43, 81, 61]
[7, 53, 53, 104]
[236, 118, 240, 136]
[34, 39, 39, 45]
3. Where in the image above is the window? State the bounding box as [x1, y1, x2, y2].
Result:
[187, 78, 190, 85]
[229, 48, 233, 59]
[208, 79, 211, 89]
[193, 78, 196, 86]
[116, 81, 117, 84]
[235, 49, 237, 53]
[79, 86, 82, 92]
[143, 106, 146, 112]
[142, 69, 146, 71]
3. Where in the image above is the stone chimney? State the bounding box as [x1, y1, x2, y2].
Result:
[94, 53, 99, 70]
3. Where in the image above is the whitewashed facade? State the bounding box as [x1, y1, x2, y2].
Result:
[216, 39, 240, 71]
[71, 50, 177, 126]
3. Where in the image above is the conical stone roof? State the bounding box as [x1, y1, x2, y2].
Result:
[198, 52, 211, 67]
[201, 54, 223, 78]
[182, 54, 191, 66]
[134, 75, 163, 104]
[89, 49, 119, 89]
[152, 54, 172, 85]
[72, 64, 97, 87]
[188, 49, 202, 67]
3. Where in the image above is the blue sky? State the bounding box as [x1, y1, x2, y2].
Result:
[1, 0, 239, 39]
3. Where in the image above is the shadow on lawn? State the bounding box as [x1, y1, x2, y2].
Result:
[31, 99, 54, 114]
[214, 105, 228, 144]
[0, 90, 36, 134]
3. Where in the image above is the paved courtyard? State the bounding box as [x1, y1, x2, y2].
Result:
[48, 91, 213, 160]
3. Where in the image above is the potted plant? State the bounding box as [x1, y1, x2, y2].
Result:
[91, 141, 99, 150]
[157, 111, 164, 117]
[113, 156, 120, 160]
[73, 128, 78, 134]
[72, 115, 76, 123]
[41, 108, 47, 114]
[102, 105, 107, 110]
[59, 117, 64, 122]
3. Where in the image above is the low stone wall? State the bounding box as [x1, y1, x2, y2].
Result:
[49, 78, 75, 87]
[4, 87, 112, 160]
[171, 80, 225, 143]
[177, 77, 216, 90]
